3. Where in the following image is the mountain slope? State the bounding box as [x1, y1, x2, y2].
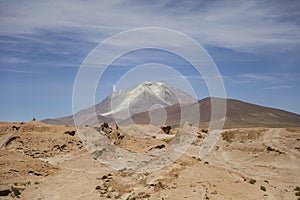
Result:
[123, 97, 300, 128]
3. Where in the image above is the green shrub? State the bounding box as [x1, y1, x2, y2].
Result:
[260, 186, 266, 191]
[267, 146, 273, 151]
[102, 175, 108, 179]
[11, 187, 21, 198]
[249, 179, 256, 184]
[95, 185, 101, 190]
[201, 129, 208, 134]
[266, 146, 284, 154]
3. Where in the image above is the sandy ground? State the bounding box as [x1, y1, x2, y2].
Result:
[0, 121, 299, 199]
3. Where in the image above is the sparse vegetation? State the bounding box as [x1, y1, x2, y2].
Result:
[102, 122, 109, 128]
[201, 129, 208, 134]
[295, 186, 300, 196]
[161, 125, 171, 134]
[11, 187, 21, 198]
[1, 117, 299, 199]
[12, 125, 20, 131]
[95, 185, 101, 190]
[64, 130, 75, 136]
[260, 186, 266, 191]
[161, 138, 172, 143]
[221, 131, 234, 142]
[92, 149, 106, 159]
[266, 146, 284, 154]
[102, 175, 108, 180]
[249, 179, 256, 184]
[192, 156, 201, 161]
[95, 174, 119, 199]
[266, 146, 272, 151]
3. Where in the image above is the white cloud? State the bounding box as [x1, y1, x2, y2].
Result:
[238, 73, 300, 83]
[263, 85, 293, 90]
[1, 0, 300, 53]
[238, 73, 277, 81]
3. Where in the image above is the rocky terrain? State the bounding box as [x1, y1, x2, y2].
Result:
[1, 120, 299, 199]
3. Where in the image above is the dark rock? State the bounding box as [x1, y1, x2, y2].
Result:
[101, 122, 109, 129]
[149, 144, 166, 151]
[155, 144, 165, 149]
[4, 136, 20, 147]
[161, 125, 171, 134]
[28, 170, 42, 176]
[12, 125, 20, 131]
[65, 130, 76, 136]
[0, 189, 11, 196]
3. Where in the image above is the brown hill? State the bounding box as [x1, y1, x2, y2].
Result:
[121, 97, 300, 128]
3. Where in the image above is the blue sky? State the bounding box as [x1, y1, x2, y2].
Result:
[0, 0, 300, 122]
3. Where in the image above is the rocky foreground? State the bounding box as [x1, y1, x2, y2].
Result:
[0, 121, 300, 199]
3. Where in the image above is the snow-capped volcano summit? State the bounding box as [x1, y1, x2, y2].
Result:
[43, 81, 197, 125]
[100, 81, 197, 119]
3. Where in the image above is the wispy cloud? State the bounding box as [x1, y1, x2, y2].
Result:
[0, 57, 28, 64]
[238, 73, 277, 82]
[236, 73, 300, 91]
[0, 68, 40, 74]
[1, 0, 299, 53]
[238, 73, 300, 83]
[263, 85, 293, 90]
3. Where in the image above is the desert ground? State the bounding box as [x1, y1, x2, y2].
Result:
[0, 120, 300, 199]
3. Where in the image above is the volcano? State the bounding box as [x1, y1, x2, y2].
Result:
[42, 81, 197, 125]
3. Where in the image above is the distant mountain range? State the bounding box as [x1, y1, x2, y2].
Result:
[42, 81, 300, 128]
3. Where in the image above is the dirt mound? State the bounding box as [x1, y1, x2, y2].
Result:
[3, 122, 83, 159]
